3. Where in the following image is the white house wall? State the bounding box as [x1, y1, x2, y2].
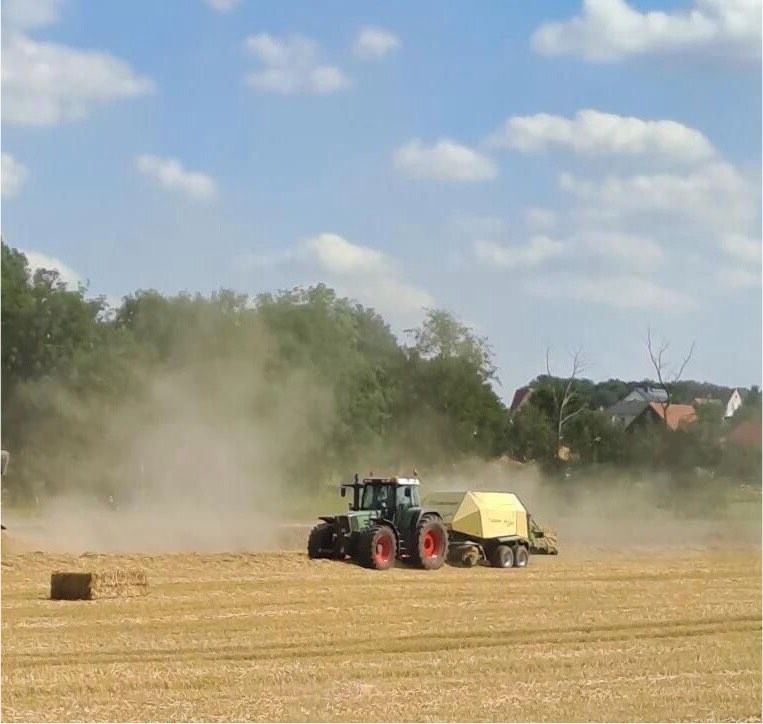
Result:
[725, 389, 743, 418]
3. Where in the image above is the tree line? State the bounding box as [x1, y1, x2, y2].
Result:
[1, 242, 759, 504]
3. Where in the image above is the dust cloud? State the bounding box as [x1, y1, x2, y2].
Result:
[3, 330, 760, 555]
[419, 457, 762, 551]
[3, 331, 338, 553]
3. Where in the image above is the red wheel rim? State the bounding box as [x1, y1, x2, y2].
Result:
[422, 528, 443, 558]
[374, 533, 393, 564]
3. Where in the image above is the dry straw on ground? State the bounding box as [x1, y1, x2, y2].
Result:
[50, 568, 148, 600]
[3, 547, 761, 722]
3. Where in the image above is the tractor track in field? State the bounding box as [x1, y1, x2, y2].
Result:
[9, 614, 761, 669]
[2, 548, 761, 722]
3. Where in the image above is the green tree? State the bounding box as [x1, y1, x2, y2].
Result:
[504, 404, 555, 463]
[406, 309, 497, 382]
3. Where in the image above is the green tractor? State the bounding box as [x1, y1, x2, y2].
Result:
[307, 474, 448, 570]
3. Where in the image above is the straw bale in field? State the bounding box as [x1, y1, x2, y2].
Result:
[50, 568, 148, 600]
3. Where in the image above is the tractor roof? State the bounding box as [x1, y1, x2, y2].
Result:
[362, 476, 420, 486]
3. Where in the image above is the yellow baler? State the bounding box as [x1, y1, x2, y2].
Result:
[423, 490, 558, 568]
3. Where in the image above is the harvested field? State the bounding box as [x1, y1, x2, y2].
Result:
[2, 547, 761, 722]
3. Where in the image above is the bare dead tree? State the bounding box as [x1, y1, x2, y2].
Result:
[546, 346, 588, 456]
[646, 327, 696, 426]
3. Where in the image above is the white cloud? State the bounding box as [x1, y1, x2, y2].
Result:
[394, 139, 498, 182]
[450, 214, 507, 240]
[469, 219, 664, 273]
[135, 155, 217, 201]
[582, 231, 664, 267]
[3, 0, 62, 30]
[306, 233, 389, 275]
[525, 273, 696, 310]
[2, 153, 29, 198]
[717, 266, 761, 289]
[721, 234, 762, 264]
[353, 27, 400, 60]
[347, 275, 434, 319]
[306, 234, 433, 317]
[2, 3, 154, 127]
[489, 109, 715, 163]
[559, 161, 757, 235]
[525, 207, 556, 232]
[20, 248, 122, 306]
[244, 33, 349, 95]
[21, 249, 83, 290]
[238, 248, 300, 270]
[203, 0, 240, 11]
[717, 235, 762, 289]
[474, 236, 565, 269]
[532, 0, 761, 64]
[243, 233, 433, 321]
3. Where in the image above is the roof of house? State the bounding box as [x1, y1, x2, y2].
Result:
[605, 399, 652, 429]
[509, 386, 533, 412]
[649, 402, 697, 430]
[624, 386, 668, 403]
[726, 419, 762, 448]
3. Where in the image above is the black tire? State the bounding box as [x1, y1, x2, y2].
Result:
[490, 544, 514, 568]
[356, 525, 397, 570]
[410, 515, 448, 570]
[307, 522, 334, 559]
[461, 548, 480, 568]
[514, 545, 529, 568]
[330, 536, 347, 560]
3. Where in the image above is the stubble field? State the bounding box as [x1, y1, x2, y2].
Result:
[2, 544, 761, 722]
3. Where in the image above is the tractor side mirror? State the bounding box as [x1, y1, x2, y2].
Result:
[404, 487, 411, 498]
[340, 487, 346, 498]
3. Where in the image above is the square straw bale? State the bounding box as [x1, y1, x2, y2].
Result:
[50, 568, 148, 600]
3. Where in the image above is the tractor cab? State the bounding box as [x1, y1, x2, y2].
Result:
[341, 474, 421, 516]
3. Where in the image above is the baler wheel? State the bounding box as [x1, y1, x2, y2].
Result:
[461, 548, 480, 567]
[356, 525, 396, 570]
[411, 515, 448, 570]
[514, 545, 529, 568]
[307, 522, 334, 559]
[490, 544, 514, 568]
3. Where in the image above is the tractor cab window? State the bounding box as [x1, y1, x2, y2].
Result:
[361, 483, 393, 510]
[397, 485, 421, 507]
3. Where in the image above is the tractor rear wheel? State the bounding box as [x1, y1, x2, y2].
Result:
[307, 522, 334, 559]
[356, 525, 396, 570]
[514, 545, 529, 568]
[411, 515, 448, 570]
[490, 544, 514, 568]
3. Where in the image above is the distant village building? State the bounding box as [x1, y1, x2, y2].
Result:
[509, 386, 534, 413]
[606, 398, 697, 431]
[649, 402, 697, 430]
[623, 386, 668, 404]
[606, 400, 658, 430]
[723, 389, 743, 418]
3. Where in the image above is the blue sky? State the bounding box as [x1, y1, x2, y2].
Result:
[2, 0, 761, 398]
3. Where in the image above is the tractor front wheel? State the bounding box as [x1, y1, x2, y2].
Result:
[356, 525, 397, 570]
[307, 522, 334, 559]
[412, 515, 448, 570]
